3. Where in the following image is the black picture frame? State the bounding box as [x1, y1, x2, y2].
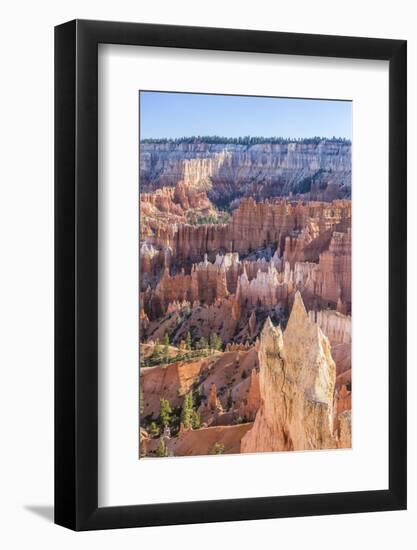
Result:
[55, 19, 407, 531]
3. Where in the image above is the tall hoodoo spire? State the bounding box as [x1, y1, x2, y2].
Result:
[241, 293, 349, 454]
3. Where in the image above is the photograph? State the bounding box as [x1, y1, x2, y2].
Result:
[139, 91, 352, 458]
[0, 2, 409, 543]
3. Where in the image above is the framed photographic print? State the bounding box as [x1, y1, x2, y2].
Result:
[55, 20, 407, 530]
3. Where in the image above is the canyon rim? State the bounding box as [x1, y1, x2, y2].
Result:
[139, 91, 352, 458]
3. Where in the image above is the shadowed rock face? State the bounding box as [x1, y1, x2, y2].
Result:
[241, 292, 350, 453]
[140, 141, 352, 202]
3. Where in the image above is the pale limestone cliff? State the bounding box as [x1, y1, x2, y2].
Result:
[309, 309, 351, 345]
[140, 141, 351, 201]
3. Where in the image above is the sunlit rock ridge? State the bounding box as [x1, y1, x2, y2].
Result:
[140, 139, 351, 202]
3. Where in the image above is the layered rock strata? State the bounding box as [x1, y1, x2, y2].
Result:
[140, 181, 352, 457]
[144, 234, 351, 325]
[140, 140, 352, 200]
[143, 198, 351, 269]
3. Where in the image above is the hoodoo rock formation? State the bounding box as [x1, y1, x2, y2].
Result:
[142, 197, 351, 269]
[139, 139, 352, 458]
[142, 243, 351, 334]
[140, 194, 352, 330]
[241, 292, 351, 453]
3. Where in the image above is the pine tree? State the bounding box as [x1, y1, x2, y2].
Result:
[197, 336, 208, 350]
[194, 385, 204, 407]
[192, 410, 201, 429]
[210, 333, 222, 351]
[149, 421, 159, 437]
[181, 392, 194, 429]
[155, 438, 168, 457]
[141, 136, 351, 147]
[159, 398, 172, 429]
[163, 333, 170, 361]
[186, 331, 192, 351]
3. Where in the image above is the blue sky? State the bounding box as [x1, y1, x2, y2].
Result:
[140, 91, 352, 140]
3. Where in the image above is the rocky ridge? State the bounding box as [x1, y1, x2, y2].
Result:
[139, 144, 352, 457]
[241, 292, 350, 452]
[140, 292, 351, 457]
[140, 197, 351, 296]
[140, 140, 351, 202]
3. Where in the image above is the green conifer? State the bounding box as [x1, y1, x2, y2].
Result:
[159, 398, 172, 429]
[155, 438, 168, 457]
[186, 331, 192, 351]
[180, 392, 194, 429]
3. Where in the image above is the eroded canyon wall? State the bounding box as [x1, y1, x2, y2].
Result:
[139, 141, 352, 457]
[142, 197, 351, 269]
[140, 140, 352, 201]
